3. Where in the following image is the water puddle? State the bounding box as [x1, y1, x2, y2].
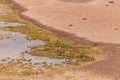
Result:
[0, 30, 67, 64]
[0, 22, 22, 27]
[0, 22, 77, 65]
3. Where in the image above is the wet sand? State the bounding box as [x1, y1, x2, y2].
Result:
[6, 0, 120, 80]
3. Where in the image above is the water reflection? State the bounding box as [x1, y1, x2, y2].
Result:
[0, 30, 67, 64]
[0, 22, 22, 27]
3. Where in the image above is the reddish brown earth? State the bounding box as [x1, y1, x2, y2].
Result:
[6, 0, 120, 80]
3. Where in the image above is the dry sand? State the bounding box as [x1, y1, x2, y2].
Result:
[10, 0, 120, 44]
[7, 0, 120, 80]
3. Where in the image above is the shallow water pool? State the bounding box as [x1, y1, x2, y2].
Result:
[0, 30, 67, 64]
[0, 22, 22, 27]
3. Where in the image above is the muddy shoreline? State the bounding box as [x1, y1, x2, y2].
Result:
[6, 0, 120, 46]
[6, 0, 120, 79]
[6, 0, 97, 45]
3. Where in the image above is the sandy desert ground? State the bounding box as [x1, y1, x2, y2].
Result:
[7, 0, 120, 80]
[11, 0, 120, 44]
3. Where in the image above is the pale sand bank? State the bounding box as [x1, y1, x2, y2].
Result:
[10, 0, 120, 44]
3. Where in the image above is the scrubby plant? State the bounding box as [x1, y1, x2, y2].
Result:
[109, 1, 114, 3]
[82, 18, 87, 20]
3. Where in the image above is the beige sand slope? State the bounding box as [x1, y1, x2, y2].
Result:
[11, 0, 120, 44]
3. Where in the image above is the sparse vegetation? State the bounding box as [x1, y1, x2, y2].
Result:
[114, 27, 119, 30]
[0, 0, 99, 77]
[0, 58, 66, 76]
[68, 24, 73, 26]
[29, 41, 97, 60]
[1, 25, 98, 61]
[82, 18, 87, 20]
[105, 4, 108, 6]
[0, 2, 98, 61]
[109, 1, 114, 3]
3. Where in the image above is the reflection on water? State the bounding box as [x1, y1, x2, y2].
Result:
[0, 22, 22, 27]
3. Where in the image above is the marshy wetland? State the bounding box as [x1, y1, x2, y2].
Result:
[0, 0, 98, 76]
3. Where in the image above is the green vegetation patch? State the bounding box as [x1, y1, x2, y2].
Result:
[30, 41, 96, 60]
[0, 0, 98, 64]
[1, 25, 98, 61]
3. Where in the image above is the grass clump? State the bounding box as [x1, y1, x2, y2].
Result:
[109, 1, 114, 3]
[82, 18, 87, 20]
[29, 40, 97, 60]
[4, 25, 55, 41]
[68, 24, 73, 26]
[114, 27, 119, 30]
